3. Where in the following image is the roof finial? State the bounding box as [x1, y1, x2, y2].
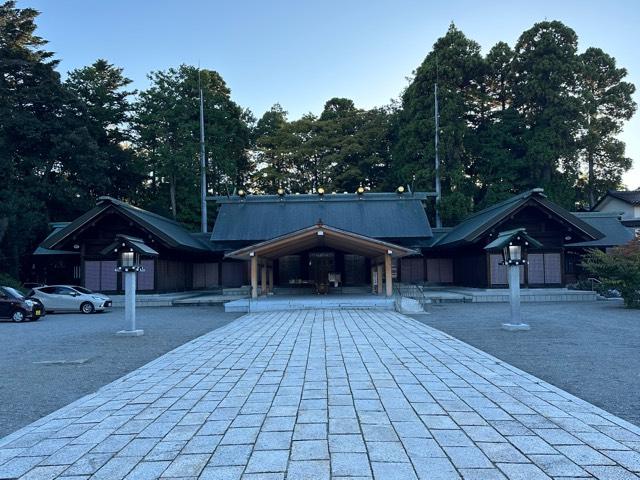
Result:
[317, 218, 324, 226]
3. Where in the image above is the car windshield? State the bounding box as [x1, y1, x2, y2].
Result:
[3, 287, 25, 299]
[72, 286, 93, 294]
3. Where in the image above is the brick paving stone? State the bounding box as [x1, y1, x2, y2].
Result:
[585, 465, 640, 479]
[331, 452, 372, 477]
[244, 450, 288, 473]
[458, 468, 507, 479]
[366, 441, 410, 462]
[291, 440, 329, 460]
[329, 434, 367, 453]
[371, 461, 418, 479]
[287, 459, 330, 480]
[528, 453, 588, 477]
[496, 462, 551, 480]
[2, 309, 640, 479]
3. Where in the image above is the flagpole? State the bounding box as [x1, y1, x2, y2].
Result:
[199, 70, 207, 233]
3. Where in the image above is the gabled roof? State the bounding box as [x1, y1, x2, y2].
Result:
[225, 223, 417, 261]
[566, 212, 635, 247]
[33, 223, 77, 255]
[433, 189, 603, 248]
[210, 192, 433, 243]
[101, 235, 159, 257]
[594, 190, 640, 208]
[484, 228, 543, 251]
[40, 197, 212, 253]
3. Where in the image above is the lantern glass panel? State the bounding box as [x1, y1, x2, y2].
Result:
[122, 251, 135, 268]
[508, 245, 522, 261]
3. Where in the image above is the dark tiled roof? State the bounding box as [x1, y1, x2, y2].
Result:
[210, 193, 433, 242]
[434, 189, 603, 248]
[597, 190, 640, 207]
[40, 197, 212, 253]
[566, 212, 635, 247]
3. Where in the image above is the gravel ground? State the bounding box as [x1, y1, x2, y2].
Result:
[411, 299, 640, 427]
[0, 306, 241, 437]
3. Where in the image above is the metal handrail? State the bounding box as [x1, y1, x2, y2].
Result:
[587, 277, 602, 291]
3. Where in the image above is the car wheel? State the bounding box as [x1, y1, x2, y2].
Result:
[12, 310, 26, 322]
[80, 302, 95, 314]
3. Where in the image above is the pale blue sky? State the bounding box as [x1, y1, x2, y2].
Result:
[21, 0, 640, 187]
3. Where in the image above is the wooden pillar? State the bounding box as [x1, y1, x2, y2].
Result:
[268, 265, 274, 294]
[371, 266, 375, 294]
[376, 263, 383, 295]
[261, 261, 267, 296]
[385, 254, 393, 297]
[251, 255, 258, 298]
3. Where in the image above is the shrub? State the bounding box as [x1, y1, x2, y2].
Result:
[0, 272, 23, 290]
[581, 238, 640, 308]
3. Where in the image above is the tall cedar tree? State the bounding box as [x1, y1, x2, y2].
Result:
[252, 99, 393, 194]
[391, 24, 485, 226]
[577, 48, 636, 207]
[134, 65, 252, 226]
[0, 1, 100, 278]
[65, 59, 143, 200]
[511, 21, 582, 207]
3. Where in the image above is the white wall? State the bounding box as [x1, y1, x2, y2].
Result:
[595, 196, 637, 219]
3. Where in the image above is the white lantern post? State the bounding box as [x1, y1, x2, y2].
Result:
[116, 247, 144, 337]
[484, 229, 542, 332]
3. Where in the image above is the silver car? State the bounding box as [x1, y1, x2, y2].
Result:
[31, 285, 112, 314]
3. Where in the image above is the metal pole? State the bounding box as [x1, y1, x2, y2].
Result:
[199, 74, 207, 234]
[117, 271, 143, 336]
[502, 265, 529, 331]
[434, 84, 442, 228]
[508, 265, 521, 323]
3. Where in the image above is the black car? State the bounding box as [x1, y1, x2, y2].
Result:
[0, 286, 45, 322]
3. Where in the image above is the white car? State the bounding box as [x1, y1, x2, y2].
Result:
[31, 285, 112, 314]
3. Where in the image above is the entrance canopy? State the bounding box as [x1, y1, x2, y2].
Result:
[225, 223, 417, 261]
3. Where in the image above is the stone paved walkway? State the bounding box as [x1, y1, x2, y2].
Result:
[1, 310, 640, 480]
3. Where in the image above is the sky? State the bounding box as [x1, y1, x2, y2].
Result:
[20, 0, 640, 188]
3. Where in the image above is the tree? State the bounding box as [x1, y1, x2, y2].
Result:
[252, 104, 296, 192]
[252, 98, 394, 194]
[577, 47, 636, 207]
[66, 59, 143, 200]
[582, 238, 640, 308]
[0, 1, 100, 278]
[134, 65, 252, 225]
[511, 21, 582, 205]
[392, 23, 485, 225]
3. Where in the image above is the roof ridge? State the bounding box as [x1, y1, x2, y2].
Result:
[574, 211, 624, 217]
[454, 189, 540, 223]
[98, 196, 188, 228]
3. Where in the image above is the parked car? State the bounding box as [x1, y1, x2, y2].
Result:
[23, 282, 45, 290]
[0, 286, 45, 322]
[30, 285, 112, 314]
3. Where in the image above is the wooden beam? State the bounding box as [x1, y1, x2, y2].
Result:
[268, 266, 274, 293]
[376, 264, 383, 295]
[385, 254, 393, 297]
[251, 255, 258, 298]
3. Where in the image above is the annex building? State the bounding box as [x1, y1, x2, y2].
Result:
[34, 188, 635, 296]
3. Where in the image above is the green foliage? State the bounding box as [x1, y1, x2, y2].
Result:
[391, 23, 483, 225]
[0, 272, 23, 290]
[134, 65, 252, 226]
[0, 1, 100, 277]
[65, 59, 144, 200]
[252, 99, 393, 194]
[582, 239, 640, 308]
[576, 48, 637, 207]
